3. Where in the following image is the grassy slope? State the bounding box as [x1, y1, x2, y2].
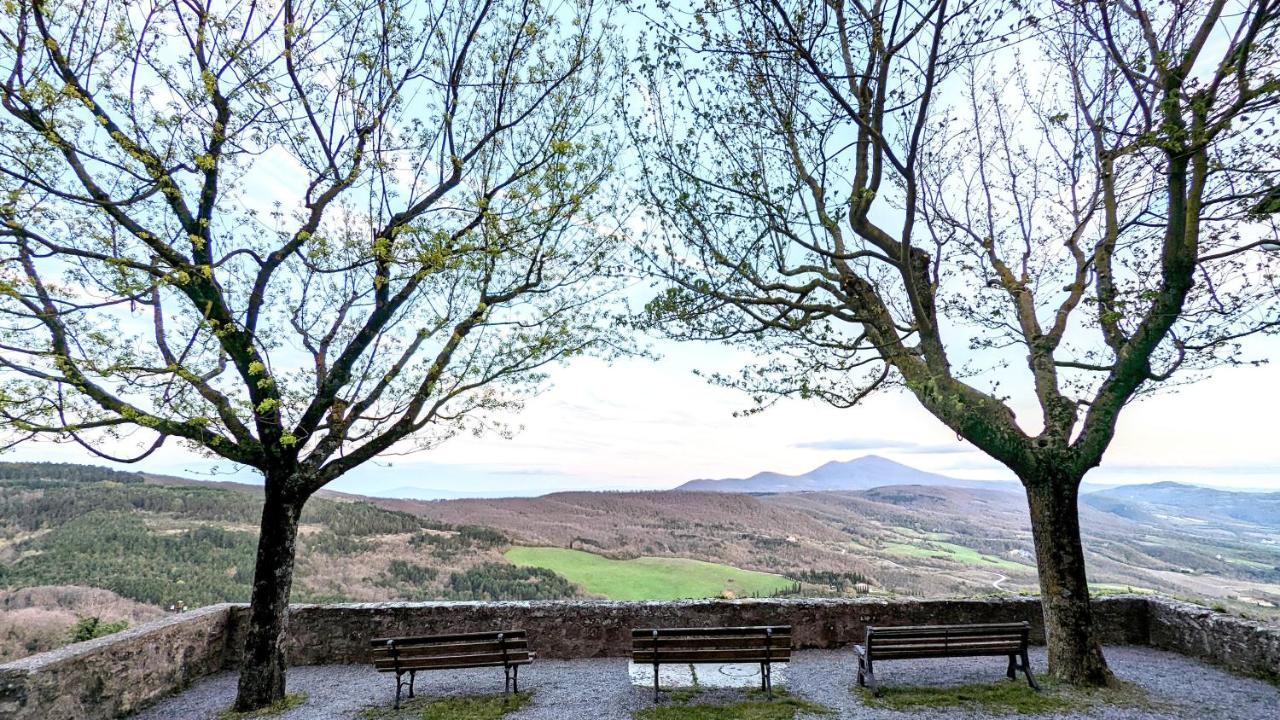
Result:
[505, 547, 795, 600]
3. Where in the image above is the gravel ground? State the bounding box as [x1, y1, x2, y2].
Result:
[131, 646, 1278, 719]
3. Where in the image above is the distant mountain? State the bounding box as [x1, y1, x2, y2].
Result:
[367, 486, 521, 501]
[676, 455, 1012, 494]
[1083, 481, 1280, 529]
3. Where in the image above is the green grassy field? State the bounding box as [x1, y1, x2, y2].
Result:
[504, 547, 795, 600]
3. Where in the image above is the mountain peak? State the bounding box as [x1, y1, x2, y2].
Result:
[677, 454, 1001, 494]
[815, 454, 892, 468]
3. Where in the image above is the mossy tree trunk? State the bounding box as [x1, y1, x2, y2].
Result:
[234, 479, 308, 711]
[1023, 473, 1111, 686]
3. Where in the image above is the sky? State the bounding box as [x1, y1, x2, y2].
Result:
[2, 2, 1278, 499]
[7, 336, 1279, 497]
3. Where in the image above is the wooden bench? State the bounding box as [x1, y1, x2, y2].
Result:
[369, 630, 534, 709]
[632, 625, 791, 701]
[854, 621, 1038, 696]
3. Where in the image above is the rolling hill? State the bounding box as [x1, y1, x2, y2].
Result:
[1083, 481, 1280, 529]
[3, 460, 1278, 664]
[392, 480, 1280, 611]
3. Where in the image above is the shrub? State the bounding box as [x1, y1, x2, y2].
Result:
[68, 616, 128, 643]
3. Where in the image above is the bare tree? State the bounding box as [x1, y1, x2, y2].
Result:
[0, 0, 620, 709]
[632, 0, 1280, 685]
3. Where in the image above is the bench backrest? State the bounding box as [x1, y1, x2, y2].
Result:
[369, 630, 531, 672]
[865, 622, 1030, 660]
[631, 626, 792, 665]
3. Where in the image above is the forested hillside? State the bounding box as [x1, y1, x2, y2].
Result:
[0, 464, 580, 659]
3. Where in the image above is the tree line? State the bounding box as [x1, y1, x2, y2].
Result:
[0, 462, 144, 484]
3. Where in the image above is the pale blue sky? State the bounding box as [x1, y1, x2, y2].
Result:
[9, 336, 1279, 496]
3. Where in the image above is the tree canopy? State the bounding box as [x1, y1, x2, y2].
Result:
[632, 0, 1279, 479]
[0, 0, 624, 493]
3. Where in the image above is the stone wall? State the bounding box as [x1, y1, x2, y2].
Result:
[236, 596, 1150, 665]
[1, 595, 1276, 720]
[1148, 598, 1280, 682]
[0, 603, 234, 720]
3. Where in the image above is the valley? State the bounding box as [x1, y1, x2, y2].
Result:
[1, 459, 1277, 662]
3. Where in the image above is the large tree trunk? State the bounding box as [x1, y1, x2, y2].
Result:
[1023, 475, 1112, 687]
[234, 484, 305, 711]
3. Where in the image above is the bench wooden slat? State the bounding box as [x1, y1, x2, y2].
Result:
[371, 645, 529, 661]
[371, 639, 529, 658]
[373, 653, 534, 668]
[870, 636, 1025, 648]
[867, 643, 1024, 656]
[630, 636, 791, 651]
[872, 628, 1026, 636]
[633, 649, 792, 664]
[373, 653, 533, 672]
[630, 626, 789, 638]
[869, 623, 1028, 635]
[869, 631, 1027, 640]
[370, 630, 527, 647]
[869, 638, 1024, 648]
[869, 647, 1020, 660]
[867, 640, 1027, 653]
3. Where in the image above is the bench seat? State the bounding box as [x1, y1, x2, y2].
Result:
[632, 625, 791, 701]
[370, 630, 533, 708]
[855, 621, 1038, 696]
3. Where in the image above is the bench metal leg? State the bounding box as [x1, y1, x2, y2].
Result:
[762, 662, 773, 699]
[393, 671, 405, 710]
[1021, 649, 1040, 691]
[653, 661, 660, 702]
[1007, 654, 1017, 680]
[859, 656, 879, 697]
[500, 663, 521, 696]
[408, 670, 416, 698]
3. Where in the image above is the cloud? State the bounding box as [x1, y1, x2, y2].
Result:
[1097, 462, 1280, 477]
[903, 444, 975, 455]
[487, 467, 576, 477]
[792, 438, 903, 451]
[794, 437, 974, 455]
